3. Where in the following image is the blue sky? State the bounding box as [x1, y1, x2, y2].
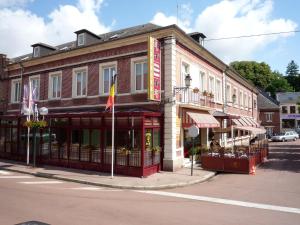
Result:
[0, 0, 299, 74]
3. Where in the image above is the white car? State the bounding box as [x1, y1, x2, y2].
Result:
[271, 131, 299, 142]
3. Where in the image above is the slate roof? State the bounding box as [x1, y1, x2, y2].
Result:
[276, 92, 300, 104]
[257, 89, 279, 109]
[10, 23, 161, 63]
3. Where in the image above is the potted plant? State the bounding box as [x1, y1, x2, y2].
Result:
[193, 87, 200, 93]
[119, 147, 131, 155]
[188, 146, 200, 161]
[202, 90, 208, 97]
[23, 120, 47, 129]
[152, 146, 161, 154]
[208, 92, 214, 98]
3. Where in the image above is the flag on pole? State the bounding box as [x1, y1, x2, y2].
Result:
[105, 74, 117, 111]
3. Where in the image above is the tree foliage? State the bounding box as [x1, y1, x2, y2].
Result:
[229, 61, 293, 97]
[285, 60, 300, 91]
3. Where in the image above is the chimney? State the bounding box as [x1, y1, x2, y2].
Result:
[0, 54, 8, 80]
[188, 32, 206, 47]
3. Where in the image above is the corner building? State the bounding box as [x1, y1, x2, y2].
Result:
[0, 24, 259, 176]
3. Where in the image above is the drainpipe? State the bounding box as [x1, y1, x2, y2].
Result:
[18, 61, 24, 116]
[222, 66, 229, 147]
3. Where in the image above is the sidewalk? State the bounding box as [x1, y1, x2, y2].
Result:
[0, 160, 216, 190]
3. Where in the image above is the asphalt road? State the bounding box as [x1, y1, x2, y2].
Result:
[0, 140, 299, 225]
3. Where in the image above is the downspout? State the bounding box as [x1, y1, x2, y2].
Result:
[18, 62, 24, 115]
[222, 66, 228, 147]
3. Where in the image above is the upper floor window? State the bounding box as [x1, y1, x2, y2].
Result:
[265, 112, 273, 122]
[73, 68, 87, 97]
[29, 76, 40, 100]
[208, 76, 215, 95]
[243, 93, 247, 108]
[233, 88, 238, 105]
[239, 90, 243, 107]
[33, 47, 40, 57]
[290, 106, 296, 114]
[77, 33, 85, 46]
[215, 79, 222, 102]
[281, 106, 288, 114]
[134, 61, 147, 91]
[103, 67, 116, 94]
[253, 99, 257, 109]
[11, 79, 21, 103]
[226, 84, 231, 103]
[199, 71, 206, 92]
[49, 72, 62, 99]
[181, 62, 190, 87]
[248, 96, 251, 110]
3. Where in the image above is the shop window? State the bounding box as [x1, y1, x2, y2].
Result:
[91, 129, 101, 163]
[70, 129, 80, 160]
[282, 119, 295, 128]
[11, 79, 21, 103]
[104, 130, 112, 164]
[50, 127, 68, 159]
[81, 129, 90, 161]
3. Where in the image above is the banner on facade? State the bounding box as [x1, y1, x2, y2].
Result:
[281, 114, 300, 119]
[148, 36, 161, 101]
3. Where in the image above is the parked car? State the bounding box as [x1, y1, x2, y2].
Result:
[271, 131, 299, 142]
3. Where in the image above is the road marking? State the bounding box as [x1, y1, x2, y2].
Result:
[19, 181, 64, 184]
[0, 176, 33, 179]
[137, 190, 300, 215]
[69, 187, 122, 191]
[0, 170, 11, 175]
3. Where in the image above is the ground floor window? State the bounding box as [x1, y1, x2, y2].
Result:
[282, 119, 295, 129]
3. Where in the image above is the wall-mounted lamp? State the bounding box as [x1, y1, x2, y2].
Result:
[173, 74, 192, 96]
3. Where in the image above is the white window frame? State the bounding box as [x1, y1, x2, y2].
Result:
[199, 70, 206, 93]
[29, 75, 40, 101]
[226, 83, 231, 105]
[11, 78, 21, 103]
[131, 56, 147, 93]
[239, 90, 243, 108]
[33, 46, 40, 57]
[243, 92, 247, 109]
[248, 95, 251, 111]
[265, 112, 273, 122]
[72, 67, 88, 98]
[48, 71, 62, 100]
[99, 61, 117, 96]
[215, 78, 222, 103]
[233, 87, 238, 107]
[181, 61, 190, 87]
[77, 33, 85, 46]
[208, 75, 215, 94]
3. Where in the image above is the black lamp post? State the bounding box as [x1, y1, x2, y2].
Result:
[173, 74, 192, 96]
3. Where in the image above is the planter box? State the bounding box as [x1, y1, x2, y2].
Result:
[224, 156, 255, 174]
[201, 155, 224, 171]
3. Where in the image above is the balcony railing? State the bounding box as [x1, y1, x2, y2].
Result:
[175, 88, 216, 108]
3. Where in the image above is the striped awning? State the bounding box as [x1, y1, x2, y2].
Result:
[235, 126, 266, 135]
[232, 117, 259, 127]
[182, 112, 220, 128]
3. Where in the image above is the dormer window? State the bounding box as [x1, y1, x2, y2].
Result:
[33, 46, 40, 57]
[77, 33, 85, 46]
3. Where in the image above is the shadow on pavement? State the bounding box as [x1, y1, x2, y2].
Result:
[260, 141, 300, 173]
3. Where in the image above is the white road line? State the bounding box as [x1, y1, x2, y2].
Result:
[19, 181, 64, 184]
[69, 187, 122, 191]
[137, 190, 300, 215]
[0, 170, 11, 175]
[0, 176, 33, 179]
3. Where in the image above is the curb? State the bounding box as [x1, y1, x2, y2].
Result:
[0, 165, 217, 190]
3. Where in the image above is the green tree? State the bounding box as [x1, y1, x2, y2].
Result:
[230, 61, 274, 89]
[285, 60, 300, 91]
[230, 61, 293, 96]
[265, 71, 293, 98]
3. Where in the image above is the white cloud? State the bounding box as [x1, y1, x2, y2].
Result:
[151, 3, 193, 33]
[0, 0, 34, 8]
[151, 0, 298, 63]
[0, 0, 111, 58]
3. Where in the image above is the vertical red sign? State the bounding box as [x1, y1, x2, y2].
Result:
[148, 37, 161, 101]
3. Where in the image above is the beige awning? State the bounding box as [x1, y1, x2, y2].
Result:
[183, 112, 220, 128]
[235, 126, 266, 135]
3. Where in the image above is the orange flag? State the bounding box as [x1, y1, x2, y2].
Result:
[105, 74, 117, 111]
